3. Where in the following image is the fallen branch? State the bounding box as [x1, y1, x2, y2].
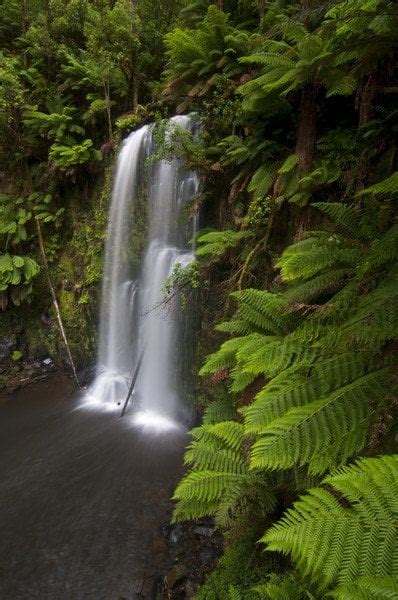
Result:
[35, 217, 80, 388]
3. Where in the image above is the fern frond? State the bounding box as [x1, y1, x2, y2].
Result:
[284, 268, 353, 303]
[262, 455, 398, 588]
[216, 319, 254, 336]
[228, 586, 242, 600]
[331, 576, 398, 599]
[244, 353, 370, 434]
[250, 368, 389, 473]
[232, 289, 293, 333]
[185, 440, 246, 474]
[173, 470, 246, 504]
[200, 335, 250, 375]
[360, 172, 398, 197]
[203, 398, 236, 424]
[361, 224, 398, 273]
[277, 235, 362, 282]
[312, 202, 368, 240]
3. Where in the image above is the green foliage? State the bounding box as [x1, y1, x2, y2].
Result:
[162, 260, 201, 309]
[174, 185, 397, 595]
[196, 229, 253, 259]
[10, 350, 23, 362]
[0, 252, 40, 306]
[164, 5, 251, 106]
[173, 419, 276, 526]
[195, 529, 277, 600]
[253, 572, 311, 599]
[48, 138, 101, 170]
[331, 576, 398, 600]
[263, 456, 398, 591]
[0, 189, 66, 310]
[115, 113, 142, 133]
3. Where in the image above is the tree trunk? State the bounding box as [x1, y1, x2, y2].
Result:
[132, 75, 139, 111]
[295, 83, 318, 174]
[292, 84, 318, 237]
[358, 72, 379, 127]
[22, 0, 28, 34]
[103, 77, 114, 142]
[35, 218, 80, 388]
[258, 0, 266, 19]
[355, 72, 380, 197]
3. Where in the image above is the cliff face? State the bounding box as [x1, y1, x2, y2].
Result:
[0, 164, 110, 372]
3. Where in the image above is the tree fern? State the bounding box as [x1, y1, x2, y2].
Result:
[250, 368, 390, 474]
[196, 229, 253, 259]
[359, 172, 398, 197]
[262, 455, 398, 589]
[228, 585, 242, 600]
[276, 234, 362, 282]
[253, 572, 310, 599]
[173, 420, 276, 525]
[331, 576, 398, 600]
[203, 398, 236, 425]
[243, 353, 371, 434]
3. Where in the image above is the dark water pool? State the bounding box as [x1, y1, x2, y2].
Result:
[0, 375, 186, 599]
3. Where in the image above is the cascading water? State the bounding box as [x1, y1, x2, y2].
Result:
[86, 116, 199, 431]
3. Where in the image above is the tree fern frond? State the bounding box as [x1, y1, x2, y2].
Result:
[185, 440, 246, 474]
[277, 236, 362, 282]
[203, 398, 236, 424]
[250, 368, 389, 473]
[262, 455, 398, 588]
[228, 585, 242, 600]
[361, 224, 398, 273]
[284, 268, 354, 303]
[232, 289, 293, 333]
[216, 319, 254, 336]
[359, 172, 398, 197]
[244, 353, 370, 434]
[173, 470, 246, 504]
[200, 335, 251, 375]
[253, 572, 308, 599]
[312, 202, 368, 241]
[331, 576, 398, 599]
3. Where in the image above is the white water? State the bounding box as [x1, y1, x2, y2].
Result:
[86, 116, 199, 430]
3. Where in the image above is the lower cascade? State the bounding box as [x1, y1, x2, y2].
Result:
[86, 115, 199, 430]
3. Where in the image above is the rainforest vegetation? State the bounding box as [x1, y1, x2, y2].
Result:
[0, 0, 397, 598]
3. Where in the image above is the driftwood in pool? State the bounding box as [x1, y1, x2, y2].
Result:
[120, 349, 145, 417]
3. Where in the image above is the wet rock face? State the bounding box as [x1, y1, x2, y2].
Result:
[161, 519, 223, 599]
[0, 334, 16, 362]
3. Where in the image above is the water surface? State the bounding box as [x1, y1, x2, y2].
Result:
[0, 375, 186, 599]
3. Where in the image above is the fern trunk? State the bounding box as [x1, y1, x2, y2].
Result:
[356, 72, 380, 196]
[358, 72, 380, 127]
[295, 84, 318, 174]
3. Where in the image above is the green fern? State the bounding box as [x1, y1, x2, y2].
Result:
[228, 585, 242, 600]
[276, 234, 362, 282]
[196, 229, 253, 259]
[249, 368, 390, 474]
[203, 398, 237, 425]
[359, 172, 398, 197]
[262, 455, 398, 589]
[253, 572, 310, 599]
[173, 420, 248, 525]
[331, 576, 398, 599]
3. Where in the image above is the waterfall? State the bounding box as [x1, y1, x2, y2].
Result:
[86, 116, 199, 431]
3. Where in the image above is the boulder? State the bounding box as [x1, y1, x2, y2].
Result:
[0, 335, 17, 362]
